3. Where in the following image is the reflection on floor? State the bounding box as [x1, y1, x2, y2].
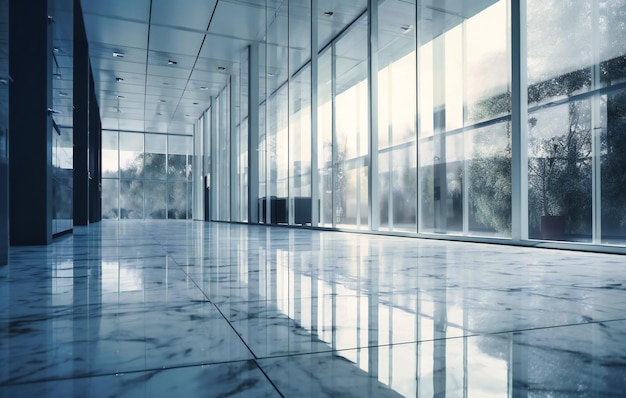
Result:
[1, 220, 625, 397]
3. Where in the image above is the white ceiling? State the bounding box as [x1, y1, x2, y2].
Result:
[79, 0, 497, 135]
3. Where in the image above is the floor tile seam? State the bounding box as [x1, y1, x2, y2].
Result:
[471, 316, 626, 337]
[526, 290, 626, 310]
[146, 229, 287, 398]
[160, 249, 265, 363]
[0, 358, 257, 387]
[250, 358, 287, 398]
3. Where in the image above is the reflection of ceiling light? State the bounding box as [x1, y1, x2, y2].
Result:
[167, 59, 177, 65]
[200, 86, 209, 90]
[401, 24, 413, 33]
[217, 66, 226, 71]
[116, 77, 124, 82]
[323, 11, 334, 16]
[58, 92, 68, 97]
[113, 51, 125, 57]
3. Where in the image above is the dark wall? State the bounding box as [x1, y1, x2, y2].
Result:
[9, 0, 53, 245]
[73, 0, 89, 225]
[88, 68, 101, 224]
[0, 0, 9, 263]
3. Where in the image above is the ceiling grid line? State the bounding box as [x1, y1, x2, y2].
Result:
[142, 0, 154, 134]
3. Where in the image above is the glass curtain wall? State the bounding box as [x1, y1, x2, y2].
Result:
[289, 0, 312, 226]
[209, 85, 232, 221]
[527, 0, 626, 243]
[198, 0, 626, 250]
[377, 0, 417, 232]
[334, 15, 369, 229]
[239, 52, 249, 223]
[418, 0, 512, 237]
[101, 130, 192, 219]
[317, 47, 333, 227]
[265, 1, 289, 225]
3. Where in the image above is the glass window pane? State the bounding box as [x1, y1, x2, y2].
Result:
[468, 121, 512, 237]
[168, 182, 187, 219]
[335, 15, 369, 229]
[418, 0, 511, 236]
[102, 179, 119, 219]
[318, 48, 332, 227]
[102, 131, 118, 178]
[119, 132, 143, 179]
[601, 89, 626, 244]
[144, 134, 167, 180]
[378, 0, 416, 232]
[119, 179, 143, 219]
[144, 181, 167, 219]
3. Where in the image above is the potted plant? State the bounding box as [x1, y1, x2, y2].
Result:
[527, 102, 593, 241]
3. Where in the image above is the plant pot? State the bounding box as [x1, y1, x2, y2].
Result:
[541, 215, 565, 241]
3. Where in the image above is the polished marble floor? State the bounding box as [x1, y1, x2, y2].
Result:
[1, 220, 625, 397]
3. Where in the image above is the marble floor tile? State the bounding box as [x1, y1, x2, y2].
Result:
[0, 360, 279, 398]
[2, 220, 626, 397]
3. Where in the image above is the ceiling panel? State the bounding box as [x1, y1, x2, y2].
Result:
[90, 58, 146, 75]
[199, 34, 249, 63]
[83, 14, 148, 49]
[146, 75, 188, 90]
[208, 1, 265, 41]
[148, 25, 205, 56]
[81, 0, 151, 23]
[147, 64, 192, 80]
[151, 0, 217, 32]
[145, 85, 184, 98]
[147, 51, 196, 69]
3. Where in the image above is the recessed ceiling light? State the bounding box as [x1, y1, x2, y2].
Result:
[193, 102, 199, 105]
[200, 86, 209, 90]
[163, 82, 170, 86]
[323, 11, 334, 16]
[167, 60, 177, 65]
[401, 24, 413, 33]
[116, 95, 124, 99]
[116, 77, 124, 82]
[58, 92, 68, 97]
[156, 112, 162, 116]
[113, 51, 125, 58]
[185, 114, 192, 117]
[217, 66, 226, 71]
[159, 99, 166, 103]
[53, 47, 60, 53]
